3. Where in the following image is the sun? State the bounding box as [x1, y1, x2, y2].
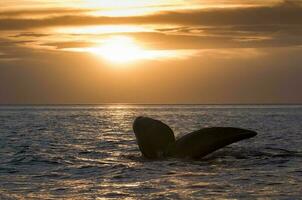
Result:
[62, 35, 194, 63]
[88, 36, 149, 63]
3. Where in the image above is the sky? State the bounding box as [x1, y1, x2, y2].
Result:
[0, 0, 302, 104]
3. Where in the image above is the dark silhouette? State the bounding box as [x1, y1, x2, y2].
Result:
[133, 116, 257, 159]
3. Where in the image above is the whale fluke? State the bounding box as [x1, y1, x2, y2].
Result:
[133, 117, 257, 159]
[133, 117, 175, 159]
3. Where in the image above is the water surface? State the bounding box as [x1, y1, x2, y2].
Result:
[0, 105, 301, 199]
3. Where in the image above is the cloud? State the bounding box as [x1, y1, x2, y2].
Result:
[10, 32, 51, 38]
[279, 0, 302, 7]
[0, 8, 91, 17]
[45, 41, 95, 49]
[0, 38, 51, 61]
[144, 2, 302, 26]
[1, 1, 302, 51]
[0, 3, 302, 30]
[152, 24, 302, 47]
[4, 27, 302, 54]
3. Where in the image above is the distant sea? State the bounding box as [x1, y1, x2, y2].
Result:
[0, 105, 301, 199]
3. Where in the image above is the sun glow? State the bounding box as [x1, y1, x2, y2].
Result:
[62, 36, 196, 63]
[88, 36, 150, 63]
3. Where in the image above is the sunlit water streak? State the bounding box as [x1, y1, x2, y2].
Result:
[0, 105, 301, 199]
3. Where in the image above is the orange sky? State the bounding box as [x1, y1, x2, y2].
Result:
[0, 0, 302, 104]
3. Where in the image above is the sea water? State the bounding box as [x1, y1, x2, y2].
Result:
[0, 105, 301, 199]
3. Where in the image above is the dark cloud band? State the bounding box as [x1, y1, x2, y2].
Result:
[0, 3, 301, 30]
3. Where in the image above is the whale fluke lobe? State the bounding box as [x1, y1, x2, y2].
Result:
[133, 117, 175, 159]
[133, 117, 257, 159]
[174, 127, 257, 159]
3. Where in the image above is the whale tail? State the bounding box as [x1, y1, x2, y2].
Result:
[133, 117, 257, 159]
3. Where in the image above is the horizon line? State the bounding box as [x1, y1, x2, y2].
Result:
[1, 103, 302, 106]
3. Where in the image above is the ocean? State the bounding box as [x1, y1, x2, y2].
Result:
[0, 105, 301, 199]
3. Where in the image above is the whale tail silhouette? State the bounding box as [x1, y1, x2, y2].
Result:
[133, 117, 257, 159]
